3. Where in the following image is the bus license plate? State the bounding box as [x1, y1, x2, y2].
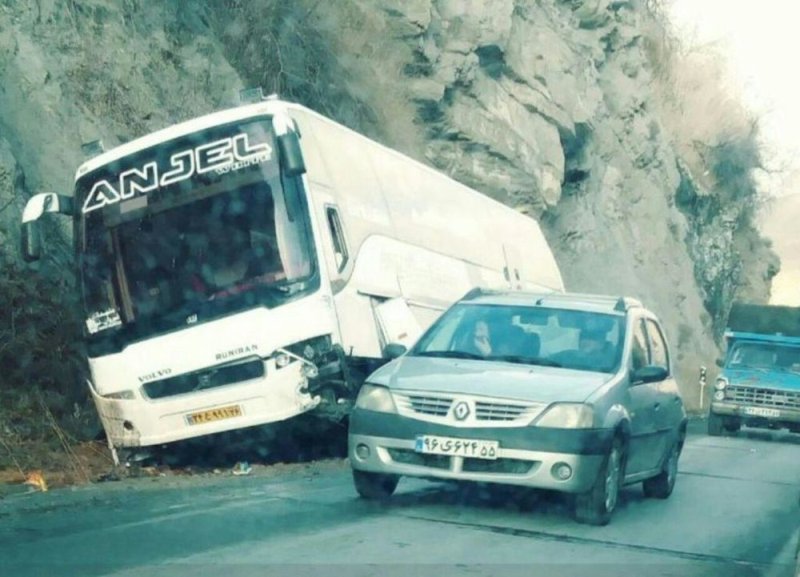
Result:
[415, 435, 498, 460]
[744, 406, 780, 418]
[187, 405, 242, 425]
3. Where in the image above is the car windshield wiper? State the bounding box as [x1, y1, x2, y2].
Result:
[414, 350, 485, 360]
[494, 355, 562, 367]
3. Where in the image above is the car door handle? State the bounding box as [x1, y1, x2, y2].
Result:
[653, 403, 661, 411]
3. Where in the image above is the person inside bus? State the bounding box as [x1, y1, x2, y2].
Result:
[182, 221, 284, 300]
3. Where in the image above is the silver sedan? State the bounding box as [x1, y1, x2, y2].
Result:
[348, 291, 687, 525]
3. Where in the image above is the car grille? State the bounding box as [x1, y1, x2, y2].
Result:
[475, 401, 534, 422]
[461, 458, 534, 475]
[393, 392, 542, 423]
[726, 386, 800, 409]
[387, 448, 450, 469]
[386, 448, 534, 475]
[394, 393, 452, 417]
[142, 357, 264, 399]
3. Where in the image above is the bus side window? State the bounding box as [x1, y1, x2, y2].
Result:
[326, 206, 349, 272]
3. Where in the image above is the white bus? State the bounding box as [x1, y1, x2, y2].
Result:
[21, 91, 564, 460]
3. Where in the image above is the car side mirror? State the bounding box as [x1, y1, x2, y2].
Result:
[382, 343, 407, 360]
[631, 365, 668, 385]
[715, 358, 724, 368]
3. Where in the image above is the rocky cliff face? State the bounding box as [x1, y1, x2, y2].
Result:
[0, 0, 777, 428]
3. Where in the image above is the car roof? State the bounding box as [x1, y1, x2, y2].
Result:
[460, 289, 642, 315]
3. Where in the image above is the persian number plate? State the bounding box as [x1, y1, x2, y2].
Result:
[186, 405, 242, 425]
[415, 435, 499, 460]
[743, 406, 780, 418]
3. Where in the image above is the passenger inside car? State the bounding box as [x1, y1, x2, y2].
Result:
[579, 329, 616, 371]
[493, 324, 542, 359]
[469, 320, 493, 357]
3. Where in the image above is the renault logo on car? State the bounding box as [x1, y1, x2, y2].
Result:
[453, 401, 470, 421]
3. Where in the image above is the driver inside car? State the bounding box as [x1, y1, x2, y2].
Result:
[579, 329, 615, 371]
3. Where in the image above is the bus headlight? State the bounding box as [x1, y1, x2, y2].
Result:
[275, 353, 291, 368]
[355, 384, 397, 414]
[533, 403, 594, 429]
[302, 363, 319, 379]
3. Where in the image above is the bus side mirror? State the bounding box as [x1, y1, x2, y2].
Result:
[21, 221, 42, 262]
[20, 192, 74, 262]
[278, 132, 306, 177]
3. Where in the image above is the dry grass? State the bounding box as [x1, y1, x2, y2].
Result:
[0, 439, 115, 489]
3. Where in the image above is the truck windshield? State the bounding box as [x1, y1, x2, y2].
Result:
[728, 342, 800, 373]
[75, 117, 318, 344]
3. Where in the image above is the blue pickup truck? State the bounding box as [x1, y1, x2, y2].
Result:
[708, 303, 800, 436]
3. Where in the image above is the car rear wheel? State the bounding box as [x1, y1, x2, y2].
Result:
[352, 469, 399, 500]
[643, 438, 680, 499]
[574, 437, 624, 526]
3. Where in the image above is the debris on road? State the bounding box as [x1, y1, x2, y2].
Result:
[24, 471, 48, 492]
[232, 462, 252, 476]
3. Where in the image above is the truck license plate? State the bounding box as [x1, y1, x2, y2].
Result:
[743, 406, 780, 418]
[415, 435, 498, 460]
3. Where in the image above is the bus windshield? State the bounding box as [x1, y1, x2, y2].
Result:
[75, 117, 318, 343]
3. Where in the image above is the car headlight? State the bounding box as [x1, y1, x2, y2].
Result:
[714, 377, 728, 391]
[533, 403, 594, 429]
[355, 384, 397, 413]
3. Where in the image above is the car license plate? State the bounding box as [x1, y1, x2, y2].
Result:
[415, 435, 499, 460]
[186, 405, 242, 425]
[743, 406, 780, 418]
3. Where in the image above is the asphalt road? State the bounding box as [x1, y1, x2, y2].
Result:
[1, 422, 798, 577]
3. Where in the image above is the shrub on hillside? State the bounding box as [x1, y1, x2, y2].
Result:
[0, 261, 94, 449]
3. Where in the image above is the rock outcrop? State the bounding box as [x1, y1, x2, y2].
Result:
[0, 0, 777, 432]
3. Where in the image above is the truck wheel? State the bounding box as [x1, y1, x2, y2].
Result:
[643, 439, 680, 499]
[352, 469, 399, 500]
[723, 420, 741, 433]
[707, 412, 724, 436]
[574, 437, 624, 526]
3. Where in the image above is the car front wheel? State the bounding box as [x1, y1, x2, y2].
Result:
[352, 469, 399, 500]
[574, 437, 625, 526]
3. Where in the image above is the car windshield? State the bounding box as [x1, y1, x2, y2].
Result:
[728, 342, 800, 373]
[411, 302, 625, 373]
